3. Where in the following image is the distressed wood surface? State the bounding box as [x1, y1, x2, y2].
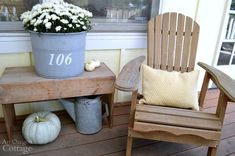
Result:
[2, 104, 16, 141]
[0, 63, 115, 104]
[181, 17, 193, 72]
[174, 14, 185, 71]
[154, 14, 162, 69]
[199, 72, 211, 108]
[133, 122, 221, 140]
[136, 104, 219, 120]
[189, 22, 200, 71]
[167, 13, 177, 71]
[115, 56, 145, 92]
[147, 12, 200, 72]
[134, 110, 221, 130]
[198, 62, 235, 102]
[161, 13, 170, 70]
[148, 18, 155, 68]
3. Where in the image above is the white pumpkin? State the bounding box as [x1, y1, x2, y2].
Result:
[22, 111, 61, 144]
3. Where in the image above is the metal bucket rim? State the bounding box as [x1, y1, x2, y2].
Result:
[29, 30, 87, 36]
[76, 96, 101, 103]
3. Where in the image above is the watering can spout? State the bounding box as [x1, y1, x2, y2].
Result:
[58, 98, 76, 122]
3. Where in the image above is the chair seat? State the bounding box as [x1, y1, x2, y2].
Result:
[133, 104, 222, 140]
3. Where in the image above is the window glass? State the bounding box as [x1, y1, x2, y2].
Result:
[0, 0, 159, 32]
[0, 0, 42, 22]
[218, 42, 235, 65]
[67, 0, 152, 23]
[220, 42, 234, 52]
[0, 0, 156, 25]
[217, 51, 232, 65]
[226, 14, 235, 39]
[232, 55, 235, 64]
[231, 0, 235, 10]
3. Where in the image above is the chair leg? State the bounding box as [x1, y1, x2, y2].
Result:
[126, 136, 133, 156]
[207, 147, 218, 156]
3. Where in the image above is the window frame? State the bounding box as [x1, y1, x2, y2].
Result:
[0, 0, 160, 32]
[0, 32, 147, 53]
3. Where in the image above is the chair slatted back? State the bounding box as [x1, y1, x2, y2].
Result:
[147, 12, 200, 72]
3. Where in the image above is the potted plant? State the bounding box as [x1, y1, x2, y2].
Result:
[20, 0, 92, 79]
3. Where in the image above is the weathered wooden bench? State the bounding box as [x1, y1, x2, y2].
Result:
[0, 63, 115, 140]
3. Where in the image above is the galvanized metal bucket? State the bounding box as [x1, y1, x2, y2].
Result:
[30, 31, 86, 79]
[75, 96, 102, 134]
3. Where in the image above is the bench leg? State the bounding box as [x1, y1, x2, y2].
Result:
[2, 104, 16, 141]
[102, 93, 114, 128]
[207, 147, 218, 156]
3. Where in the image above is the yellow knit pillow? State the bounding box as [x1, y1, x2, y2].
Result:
[139, 64, 199, 110]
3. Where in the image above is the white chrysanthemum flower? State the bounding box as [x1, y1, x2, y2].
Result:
[23, 18, 29, 24]
[42, 8, 51, 13]
[45, 22, 52, 29]
[54, 10, 61, 16]
[43, 0, 63, 3]
[41, 2, 52, 9]
[70, 16, 77, 20]
[30, 18, 36, 25]
[46, 15, 52, 20]
[72, 19, 77, 23]
[87, 12, 92, 17]
[79, 21, 84, 25]
[32, 11, 40, 18]
[51, 14, 59, 20]
[38, 12, 48, 20]
[55, 26, 62, 32]
[34, 19, 42, 26]
[20, 0, 92, 33]
[32, 4, 41, 11]
[61, 12, 72, 17]
[61, 19, 69, 24]
[79, 13, 85, 18]
[43, 19, 49, 24]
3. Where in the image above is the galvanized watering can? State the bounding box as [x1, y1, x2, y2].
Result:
[59, 96, 109, 134]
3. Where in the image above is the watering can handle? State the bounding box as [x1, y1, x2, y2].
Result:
[102, 102, 109, 118]
[0, 87, 3, 96]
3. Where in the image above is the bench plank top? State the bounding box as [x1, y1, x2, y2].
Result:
[0, 63, 115, 104]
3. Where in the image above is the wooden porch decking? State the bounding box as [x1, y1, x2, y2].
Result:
[0, 89, 235, 156]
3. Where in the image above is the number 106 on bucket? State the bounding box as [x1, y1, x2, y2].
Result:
[48, 53, 72, 66]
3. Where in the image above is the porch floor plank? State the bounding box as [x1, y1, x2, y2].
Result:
[0, 89, 235, 156]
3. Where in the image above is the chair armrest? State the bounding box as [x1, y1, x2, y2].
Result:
[115, 56, 145, 92]
[198, 62, 235, 102]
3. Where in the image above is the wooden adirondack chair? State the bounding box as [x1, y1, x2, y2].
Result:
[115, 12, 235, 156]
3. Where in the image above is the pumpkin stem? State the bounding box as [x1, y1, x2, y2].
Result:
[35, 116, 47, 122]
